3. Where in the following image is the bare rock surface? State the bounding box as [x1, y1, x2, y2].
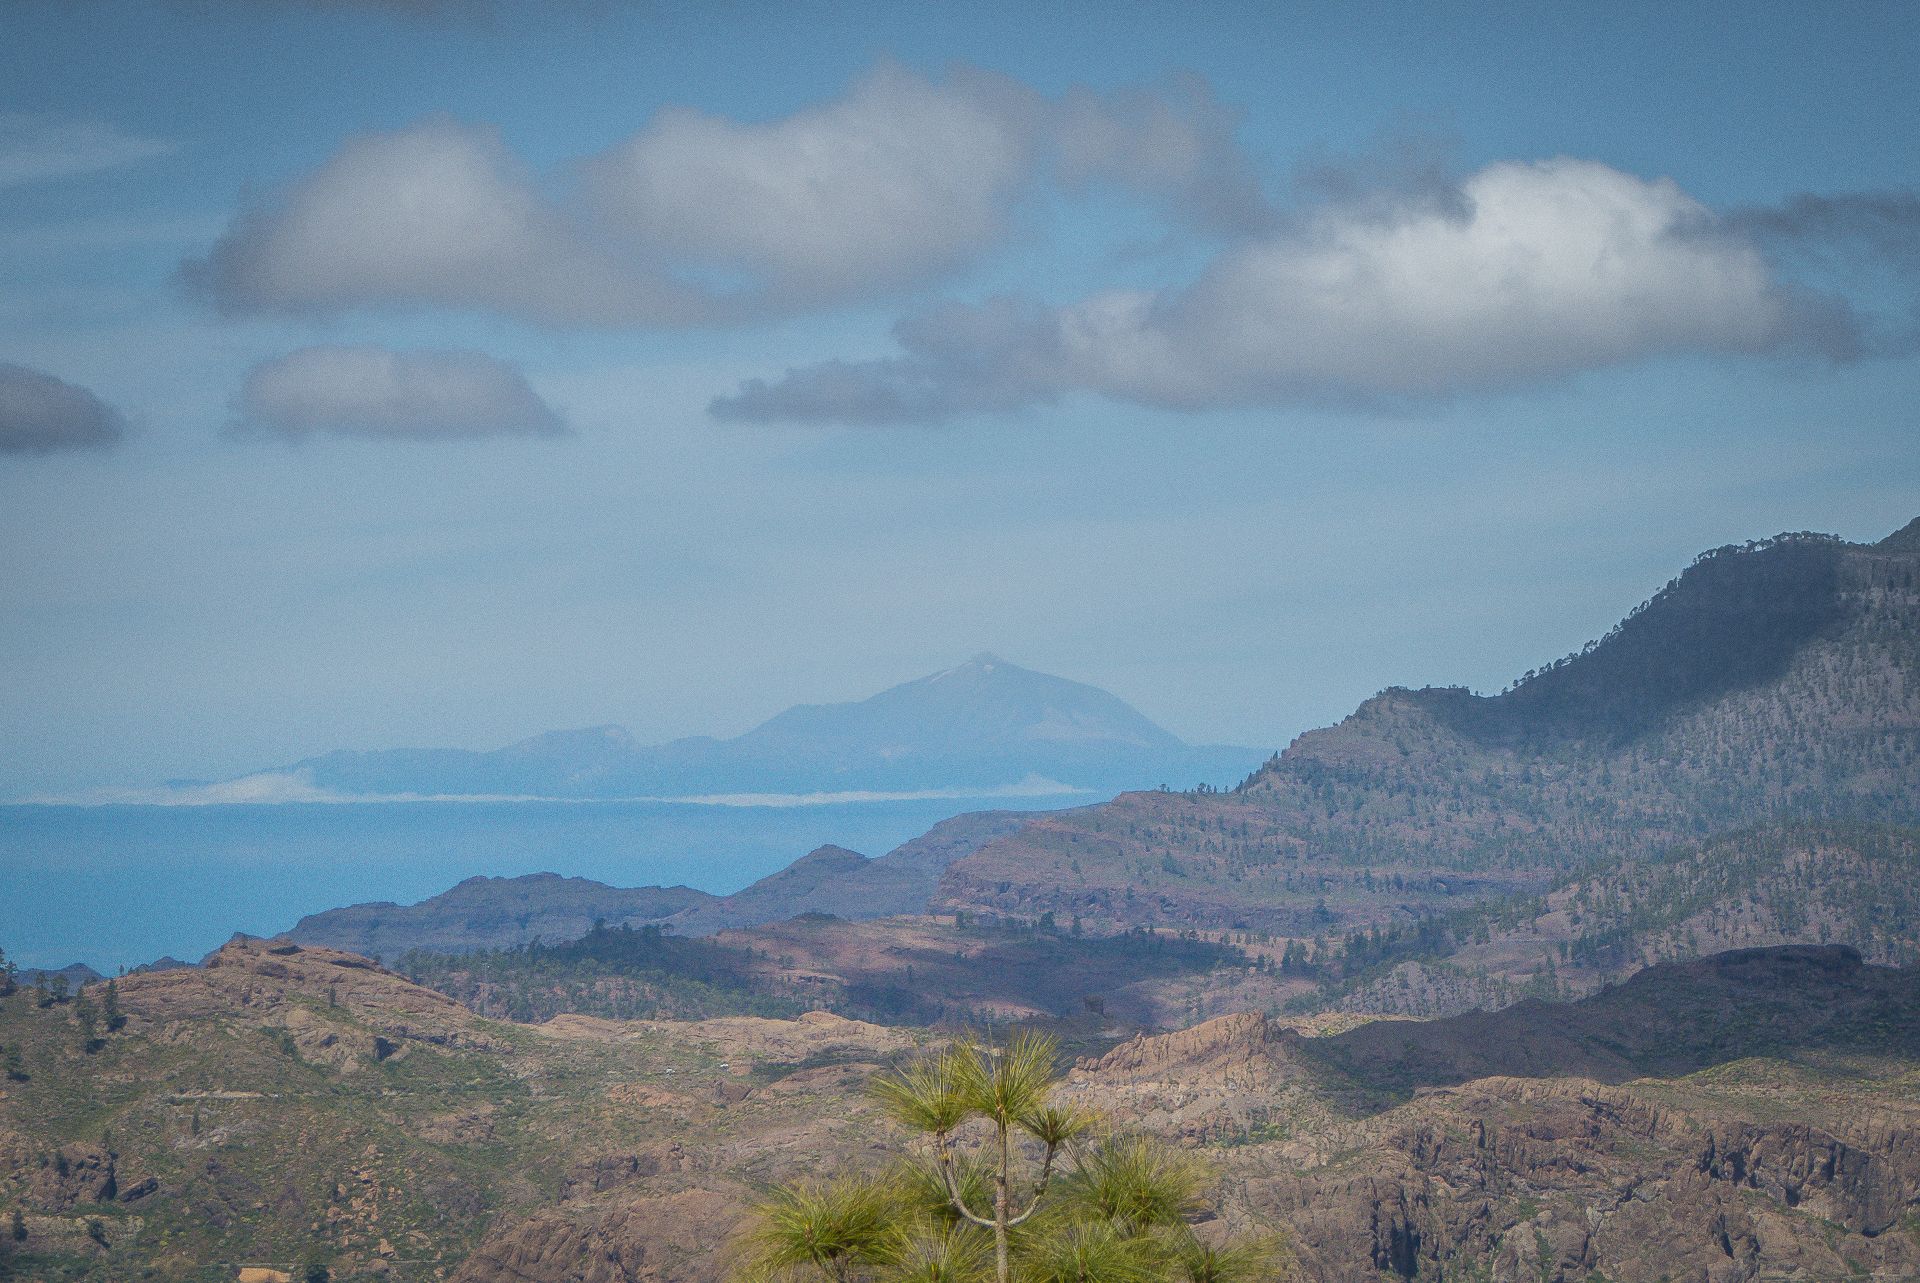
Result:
[111, 935, 502, 1065]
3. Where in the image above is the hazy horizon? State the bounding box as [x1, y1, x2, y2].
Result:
[4, 12, 1920, 1277]
[4, 1, 1917, 800]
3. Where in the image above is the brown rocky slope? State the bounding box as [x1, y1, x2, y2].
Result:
[448, 948, 1920, 1283]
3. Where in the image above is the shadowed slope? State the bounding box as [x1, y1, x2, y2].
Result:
[936, 521, 1920, 931]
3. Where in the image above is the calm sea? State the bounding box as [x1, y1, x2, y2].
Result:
[0, 793, 1084, 972]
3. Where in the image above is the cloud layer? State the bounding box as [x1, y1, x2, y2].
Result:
[186, 119, 713, 326]
[0, 362, 128, 454]
[186, 66, 1266, 322]
[179, 65, 1920, 424]
[582, 64, 1039, 303]
[0, 113, 174, 189]
[713, 160, 1853, 422]
[231, 345, 567, 441]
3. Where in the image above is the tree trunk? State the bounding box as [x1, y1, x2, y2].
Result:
[994, 1119, 1011, 1283]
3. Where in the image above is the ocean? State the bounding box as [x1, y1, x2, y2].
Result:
[0, 792, 1087, 972]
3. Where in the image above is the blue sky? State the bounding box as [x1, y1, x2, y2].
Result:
[1, 0, 1917, 797]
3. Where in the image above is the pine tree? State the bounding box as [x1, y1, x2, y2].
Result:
[102, 979, 125, 1033]
[740, 1031, 1278, 1283]
[72, 993, 101, 1054]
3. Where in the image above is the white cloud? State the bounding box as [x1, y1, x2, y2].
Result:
[0, 361, 128, 454]
[185, 118, 712, 325]
[188, 67, 1268, 323]
[583, 64, 1040, 301]
[0, 113, 174, 189]
[26, 771, 1086, 807]
[714, 159, 1798, 422]
[231, 345, 567, 442]
[1050, 74, 1272, 235]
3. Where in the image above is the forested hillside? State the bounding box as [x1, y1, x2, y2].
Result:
[400, 914, 1250, 1028]
[935, 526, 1920, 930]
[1334, 821, 1920, 1016]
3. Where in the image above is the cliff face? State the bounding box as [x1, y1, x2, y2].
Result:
[1252, 1078, 1920, 1283]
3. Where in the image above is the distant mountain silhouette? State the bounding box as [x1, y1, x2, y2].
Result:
[285, 516, 1920, 967]
[230, 654, 1264, 800]
[286, 810, 1038, 959]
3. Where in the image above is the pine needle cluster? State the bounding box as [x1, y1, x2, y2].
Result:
[738, 1031, 1283, 1283]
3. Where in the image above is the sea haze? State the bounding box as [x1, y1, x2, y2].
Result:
[0, 792, 1084, 972]
[1, 653, 1267, 970]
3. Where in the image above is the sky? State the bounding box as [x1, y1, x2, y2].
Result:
[2, 0, 1917, 798]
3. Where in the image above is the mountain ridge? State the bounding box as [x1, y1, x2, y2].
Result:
[13, 516, 1920, 1283]
[287, 516, 1920, 970]
[935, 520, 1920, 931]
[287, 809, 1039, 959]
[232, 654, 1264, 802]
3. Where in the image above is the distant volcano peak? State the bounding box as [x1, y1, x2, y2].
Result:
[222, 655, 1263, 802]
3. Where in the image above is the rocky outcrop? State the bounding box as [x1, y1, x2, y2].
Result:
[560, 1144, 696, 1202]
[1081, 1012, 1295, 1083]
[0, 1132, 154, 1214]
[111, 936, 504, 1065]
[537, 1007, 913, 1063]
[35, 1142, 117, 1209]
[451, 1188, 748, 1283]
[1244, 1078, 1920, 1283]
[448, 1045, 1920, 1283]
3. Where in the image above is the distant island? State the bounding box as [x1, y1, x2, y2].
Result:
[173, 653, 1266, 804]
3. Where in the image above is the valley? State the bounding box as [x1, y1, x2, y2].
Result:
[5, 517, 1920, 1282]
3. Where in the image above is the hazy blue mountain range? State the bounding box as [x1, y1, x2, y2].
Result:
[286, 809, 1035, 960]
[228, 654, 1263, 801]
[12, 962, 103, 990]
[283, 516, 1920, 972]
